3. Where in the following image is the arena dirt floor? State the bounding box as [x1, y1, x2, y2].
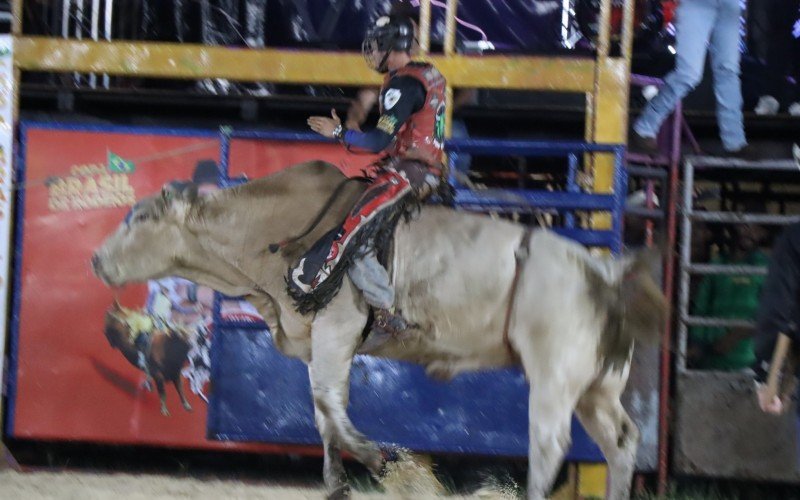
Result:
[0, 443, 524, 499]
[0, 468, 520, 499]
[1, 469, 333, 499]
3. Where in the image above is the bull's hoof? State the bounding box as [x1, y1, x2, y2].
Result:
[381, 447, 400, 463]
[182, 402, 193, 412]
[376, 446, 401, 479]
[160, 405, 170, 417]
[326, 484, 351, 500]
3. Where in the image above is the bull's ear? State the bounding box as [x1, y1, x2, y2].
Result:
[161, 181, 197, 205]
[161, 182, 179, 205]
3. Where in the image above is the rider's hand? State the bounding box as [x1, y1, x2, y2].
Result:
[308, 109, 342, 138]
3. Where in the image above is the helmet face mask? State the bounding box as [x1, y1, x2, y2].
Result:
[362, 35, 389, 73]
[362, 16, 414, 73]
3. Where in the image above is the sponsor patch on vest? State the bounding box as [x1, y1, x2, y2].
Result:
[384, 88, 401, 110]
[377, 115, 399, 134]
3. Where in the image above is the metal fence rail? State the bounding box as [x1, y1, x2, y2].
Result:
[677, 155, 800, 371]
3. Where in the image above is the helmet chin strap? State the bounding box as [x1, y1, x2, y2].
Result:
[376, 50, 391, 73]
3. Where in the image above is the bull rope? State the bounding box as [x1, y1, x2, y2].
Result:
[267, 176, 369, 254]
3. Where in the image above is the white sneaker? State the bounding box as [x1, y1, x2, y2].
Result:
[755, 95, 780, 115]
[642, 85, 659, 101]
[788, 102, 800, 116]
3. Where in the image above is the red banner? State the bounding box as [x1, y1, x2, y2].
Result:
[14, 127, 223, 448]
[11, 126, 376, 450]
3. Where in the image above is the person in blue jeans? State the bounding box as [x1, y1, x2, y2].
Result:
[631, 0, 752, 158]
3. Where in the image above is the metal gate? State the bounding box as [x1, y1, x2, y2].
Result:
[674, 155, 800, 481]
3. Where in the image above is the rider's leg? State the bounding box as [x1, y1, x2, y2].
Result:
[347, 251, 408, 336]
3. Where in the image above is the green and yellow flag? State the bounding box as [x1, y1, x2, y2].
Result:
[107, 151, 135, 173]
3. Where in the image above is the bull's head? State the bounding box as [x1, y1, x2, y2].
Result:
[92, 181, 198, 286]
[103, 300, 127, 349]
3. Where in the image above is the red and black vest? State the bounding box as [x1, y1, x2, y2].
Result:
[381, 62, 446, 169]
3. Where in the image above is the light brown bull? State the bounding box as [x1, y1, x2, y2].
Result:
[92, 160, 665, 499]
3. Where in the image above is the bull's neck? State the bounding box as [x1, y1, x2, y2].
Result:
[188, 162, 362, 294]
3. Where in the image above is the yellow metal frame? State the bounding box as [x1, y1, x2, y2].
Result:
[14, 37, 596, 91]
[6, 0, 635, 494]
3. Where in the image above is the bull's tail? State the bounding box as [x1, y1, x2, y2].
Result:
[593, 248, 667, 371]
[620, 248, 667, 344]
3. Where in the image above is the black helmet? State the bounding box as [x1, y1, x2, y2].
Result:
[362, 15, 415, 73]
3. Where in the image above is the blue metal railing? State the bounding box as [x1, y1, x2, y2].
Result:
[446, 137, 627, 253]
[218, 129, 628, 254]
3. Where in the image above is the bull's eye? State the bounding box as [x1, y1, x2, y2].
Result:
[132, 211, 151, 224]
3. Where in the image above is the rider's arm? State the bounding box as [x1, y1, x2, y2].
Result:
[342, 75, 425, 153]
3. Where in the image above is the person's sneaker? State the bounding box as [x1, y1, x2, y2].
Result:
[755, 95, 780, 116]
[629, 131, 659, 154]
[788, 102, 800, 116]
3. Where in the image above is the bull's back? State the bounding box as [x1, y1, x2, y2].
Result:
[392, 208, 525, 351]
[385, 208, 617, 368]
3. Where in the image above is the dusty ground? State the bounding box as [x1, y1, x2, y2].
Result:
[0, 469, 331, 499]
[0, 442, 525, 499]
[0, 468, 522, 499]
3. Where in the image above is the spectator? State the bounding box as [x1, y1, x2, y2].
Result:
[630, 0, 753, 158]
[690, 187, 722, 265]
[688, 222, 769, 371]
[751, 0, 800, 116]
[753, 222, 800, 414]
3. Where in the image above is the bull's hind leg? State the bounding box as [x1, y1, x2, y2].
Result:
[155, 378, 169, 416]
[515, 326, 595, 499]
[173, 377, 192, 412]
[522, 379, 576, 500]
[575, 365, 638, 500]
[516, 340, 583, 499]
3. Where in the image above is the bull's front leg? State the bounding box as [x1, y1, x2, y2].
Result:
[312, 394, 349, 499]
[308, 282, 384, 494]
